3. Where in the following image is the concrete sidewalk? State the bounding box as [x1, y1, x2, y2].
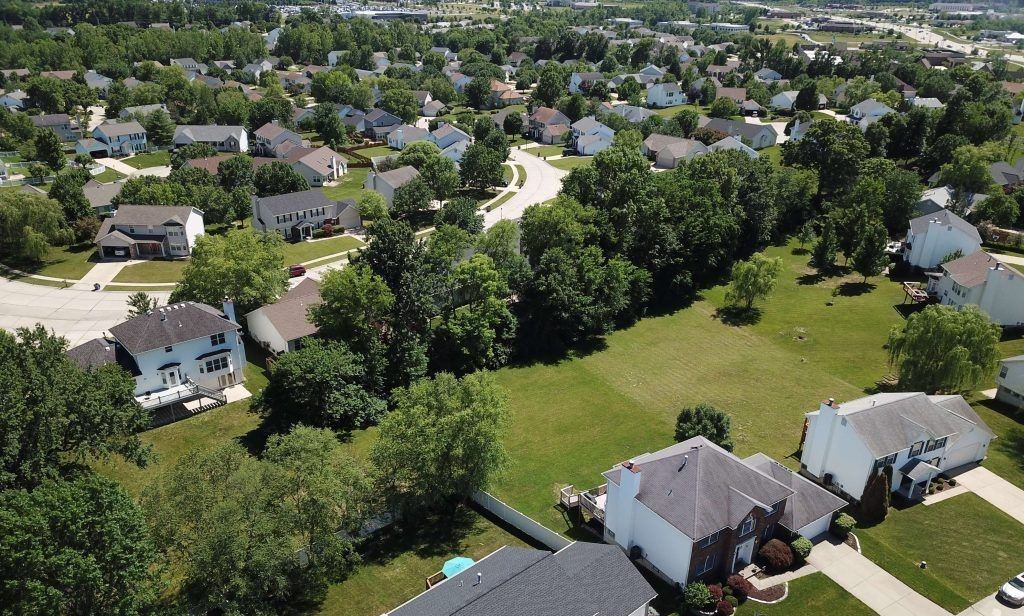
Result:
[807, 537, 951, 616]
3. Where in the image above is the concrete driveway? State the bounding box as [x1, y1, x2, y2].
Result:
[953, 466, 1024, 524]
[484, 148, 566, 227]
[960, 593, 1023, 616]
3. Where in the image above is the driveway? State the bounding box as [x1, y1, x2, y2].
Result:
[960, 593, 1022, 616]
[484, 148, 566, 227]
[808, 537, 951, 616]
[952, 466, 1024, 524]
[95, 157, 172, 179]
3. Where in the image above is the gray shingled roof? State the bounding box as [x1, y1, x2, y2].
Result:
[942, 250, 1019, 287]
[811, 393, 995, 458]
[82, 179, 122, 209]
[67, 337, 141, 375]
[174, 125, 245, 142]
[109, 302, 239, 355]
[376, 165, 419, 189]
[909, 209, 981, 243]
[255, 189, 335, 217]
[94, 205, 196, 242]
[96, 120, 145, 137]
[389, 543, 655, 616]
[603, 437, 794, 540]
[742, 453, 846, 534]
[700, 117, 777, 142]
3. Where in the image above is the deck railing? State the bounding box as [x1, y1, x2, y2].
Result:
[138, 380, 227, 410]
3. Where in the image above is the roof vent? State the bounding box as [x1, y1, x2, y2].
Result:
[678, 454, 689, 472]
[160, 313, 167, 322]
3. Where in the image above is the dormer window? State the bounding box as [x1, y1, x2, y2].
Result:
[740, 515, 755, 537]
[911, 441, 924, 456]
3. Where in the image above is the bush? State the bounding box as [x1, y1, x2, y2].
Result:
[716, 600, 735, 616]
[725, 595, 739, 608]
[708, 584, 724, 602]
[683, 581, 713, 610]
[726, 574, 754, 599]
[758, 538, 794, 572]
[790, 536, 813, 563]
[831, 512, 855, 538]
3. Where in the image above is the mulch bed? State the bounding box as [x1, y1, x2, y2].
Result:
[748, 584, 785, 603]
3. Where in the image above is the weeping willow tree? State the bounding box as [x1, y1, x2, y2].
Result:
[887, 304, 1001, 394]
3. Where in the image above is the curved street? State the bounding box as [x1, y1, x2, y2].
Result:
[484, 147, 567, 228]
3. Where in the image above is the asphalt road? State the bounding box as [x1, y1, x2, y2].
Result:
[483, 147, 567, 228]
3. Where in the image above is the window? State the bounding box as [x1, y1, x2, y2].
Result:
[1001, 366, 1009, 378]
[164, 346, 172, 352]
[740, 515, 755, 537]
[210, 332, 225, 346]
[910, 441, 924, 456]
[205, 357, 229, 373]
[925, 440, 936, 453]
[768, 501, 781, 515]
[698, 530, 722, 548]
[762, 523, 774, 540]
[876, 453, 897, 468]
[934, 437, 947, 449]
[695, 552, 717, 576]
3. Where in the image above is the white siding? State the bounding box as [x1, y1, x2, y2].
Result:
[904, 222, 981, 269]
[796, 515, 831, 539]
[629, 502, 694, 585]
[802, 412, 876, 500]
[131, 329, 245, 395]
[245, 308, 289, 355]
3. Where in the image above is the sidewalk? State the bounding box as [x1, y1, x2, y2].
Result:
[952, 466, 1024, 524]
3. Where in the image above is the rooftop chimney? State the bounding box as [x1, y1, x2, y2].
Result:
[222, 297, 237, 324]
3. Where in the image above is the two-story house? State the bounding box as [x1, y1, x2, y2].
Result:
[284, 145, 348, 186]
[358, 109, 402, 139]
[528, 106, 571, 140]
[252, 121, 307, 157]
[928, 250, 1024, 326]
[801, 394, 995, 502]
[251, 189, 359, 240]
[903, 209, 982, 269]
[68, 300, 246, 412]
[569, 71, 606, 94]
[645, 82, 684, 108]
[173, 125, 248, 152]
[699, 117, 778, 150]
[570, 116, 614, 155]
[90, 121, 148, 156]
[587, 436, 844, 588]
[997, 355, 1024, 409]
[364, 165, 420, 207]
[30, 113, 81, 142]
[93, 205, 204, 260]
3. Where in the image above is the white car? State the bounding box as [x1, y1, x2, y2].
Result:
[999, 572, 1024, 606]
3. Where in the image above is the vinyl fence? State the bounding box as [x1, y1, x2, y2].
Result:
[472, 490, 571, 551]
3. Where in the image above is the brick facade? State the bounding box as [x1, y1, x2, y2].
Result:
[687, 501, 786, 583]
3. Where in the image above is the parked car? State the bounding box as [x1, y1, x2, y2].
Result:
[288, 264, 306, 277]
[999, 572, 1024, 606]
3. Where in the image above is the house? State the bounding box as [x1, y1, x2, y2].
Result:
[606, 104, 655, 124]
[119, 103, 168, 119]
[448, 72, 471, 93]
[387, 124, 431, 150]
[412, 90, 433, 107]
[384, 543, 656, 616]
[429, 46, 457, 61]
[705, 64, 735, 79]
[67, 300, 246, 410]
[688, 77, 721, 101]
[570, 116, 614, 150]
[0, 89, 28, 109]
[540, 124, 570, 145]
[252, 189, 359, 240]
[286, 146, 348, 186]
[364, 165, 420, 206]
[30, 114, 81, 142]
[740, 100, 765, 117]
[916, 185, 987, 217]
[431, 123, 471, 150]
[848, 98, 895, 124]
[769, 91, 827, 111]
[577, 133, 613, 156]
[83, 70, 113, 97]
[715, 87, 746, 105]
[82, 179, 123, 215]
[655, 138, 708, 168]
[327, 51, 345, 67]
[508, 51, 529, 66]
[912, 97, 944, 109]
[754, 67, 783, 83]
[709, 136, 758, 159]
[170, 58, 204, 72]
[253, 122, 307, 157]
[642, 133, 689, 158]
[173, 125, 248, 152]
[988, 158, 1024, 189]
[441, 139, 469, 164]
[569, 71, 606, 94]
[595, 437, 845, 587]
[801, 394, 995, 501]
[245, 278, 322, 355]
[359, 109, 401, 139]
[996, 356, 1024, 409]
[528, 106, 571, 139]
[93, 205, 204, 261]
[90, 121, 149, 156]
[929, 251, 1024, 326]
[489, 80, 524, 108]
[645, 82, 683, 108]
[40, 70, 76, 81]
[422, 100, 446, 117]
[903, 209, 982, 269]
[699, 117, 777, 150]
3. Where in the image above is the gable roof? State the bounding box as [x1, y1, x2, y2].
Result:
[246, 278, 321, 342]
[82, 179, 123, 209]
[256, 189, 335, 217]
[700, 117, 777, 141]
[67, 336, 141, 376]
[942, 250, 1020, 287]
[94, 205, 197, 242]
[642, 133, 688, 154]
[603, 437, 794, 540]
[742, 453, 846, 533]
[109, 302, 239, 355]
[287, 145, 347, 175]
[96, 121, 145, 137]
[174, 125, 245, 142]
[909, 209, 981, 243]
[376, 165, 420, 189]
[529, 106, 570, 126]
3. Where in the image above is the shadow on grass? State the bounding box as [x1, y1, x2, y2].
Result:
[791, 246, 810, 255]
[714, 305, 763, 326]
[797, 270, 827, 286]
[893, 302, 927, 320]
[976, 398, 1024, 476]
[837, 280, 876, 297]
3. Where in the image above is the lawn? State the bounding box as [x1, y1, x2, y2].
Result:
[971, 398, 1024, 490]
[322, 167, 370, 202]
[653, 103, 708, 119]
[111, 259, 188, 283]
[855, 494, 1024, 613]
[526, 144, 568, 158]
[515, 164, 527, 187]
[2, 243, 98, 280]
[502, 163, 513, 184]
[121, 151, 170, 169]
[759, 145, 783, 166]
[548, 156, 592, 171]
[358, 145, 397, 159]
[92, 167, 127, 182]
[735, 572, 876, 616]
[282, 235, 365, 264]
[484, 189, 516, 211]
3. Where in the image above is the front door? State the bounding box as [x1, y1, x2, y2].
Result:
[166, 370, 178, 386]
[733, 539, 755, 571]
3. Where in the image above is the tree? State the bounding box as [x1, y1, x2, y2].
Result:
[0, 473, 159, 614]
[397, 141, 442, 169]
[851, 220, 889, 282]
[794, 83, 819, 111]
[460, 143, 504, 189]
[674, 402, 734, 451]
[887, 304, 1000, 393]
[0, 325, 149, 490]
[709, 96, 739, 118]
[143, 430, 368, 614]
[47, 166, 91, 222]
[503, 110, 524, 135]
[939, 144, 995, 195]
[674, 108, 699, 136]
[125, 291, 158, 318]
[812, 217, 838, 270]
[973, 191, 1020, 227]
[357, 192, 389, 222]
[464, 75, 491, 109]
[391, 176, 433, 218]
[380, 88, 418, 123]
[860, 469, 891, 522]
[171, 229, 287, 315]
[218, 154, 254, 191]
[141, 109, 175, 146]
[420, 155, 461, 201]
[435, 196, 484, 234]
[34, 128, 65, 171]
[616, 76, 642, 104]
[535, 65, 566, 107]
[724, 253, 783, 310]
[782, 120, 870, 199]
[798, 221, 816, 249]
[171, 142, 216, 169]
[253, 160, 310, 197]
[255, 339, 386, 434]
[369, 372, 510, 515]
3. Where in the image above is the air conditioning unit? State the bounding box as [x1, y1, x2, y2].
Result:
[823, 473, 833, 486]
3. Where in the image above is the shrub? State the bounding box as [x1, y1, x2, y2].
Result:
[725, 595, 739, 608]
[948, 478, 957, 487]
[708, 584, 724, 602]
[683, 582, 713, 610]
[726, 574, 754, 599]
[758, 538, 794, 572]
[322, 223, 334, 236]
[716, 600, 735, 616]
[790, 536, 813, 563]
[831, 512, 855, 538]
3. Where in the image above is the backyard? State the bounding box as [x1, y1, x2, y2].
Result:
[93, 167, 127, 182]
[322, 167, 370, 202]
[122, 151, 171, 169]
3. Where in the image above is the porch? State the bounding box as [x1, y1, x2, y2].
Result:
[137, 379, 229, 427]
[896, 458, 941, 501]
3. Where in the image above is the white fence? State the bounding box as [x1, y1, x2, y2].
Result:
[472, 490, 571, 551]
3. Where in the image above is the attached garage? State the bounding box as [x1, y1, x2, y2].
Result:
[742, 452, 847, 541]
[795, 514, 833, 540]
[943, 441, 986, 471]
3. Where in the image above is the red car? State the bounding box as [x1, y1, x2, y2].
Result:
[288, 264, 307, 277]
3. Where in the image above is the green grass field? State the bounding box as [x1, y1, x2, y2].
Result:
[359, 145, 397, 159]
[736, 572, 876, 616]
[92, 167, 127, 183]
[2, 244, 98, 280]
[856, 494, 1024, 613]
[548, 156, 592, 171]
[282, 235, 364, 264]
[971, 399, 1024, 490]
[121, 151, 170, 169]
[111, 259, 188, 283]
[760, 145, 783, 166]
[526, 144, 567, 158]
[322, 167, 370, 202]
[653, 103, 708, 119]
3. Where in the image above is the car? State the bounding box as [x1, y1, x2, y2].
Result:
[288, 264, 306, 278]
[999, 572, 1024, 606]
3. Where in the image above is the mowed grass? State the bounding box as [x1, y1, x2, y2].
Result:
[93, 167, 127, 182]
[548, 156, 592, 171]
[526, 144, 567, 158]
[736, 572, 876, 616]
[282, 235, 365, 264]
[322, 167, 370, 202]
[488, 241, 908, 530]
[122, 151, 170, 169]
[111, 259, 188, 283]
[971, 398, 1024, 490]
[855, 494, 1024, 613]
[3, 243, 98, 279]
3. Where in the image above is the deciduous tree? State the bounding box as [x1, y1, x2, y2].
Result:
[674, 402, 734, 451]
[724, 253, 783, 310]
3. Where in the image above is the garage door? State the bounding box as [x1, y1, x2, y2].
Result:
[796, 515, 831, 540]
[944, 442, 982, 470]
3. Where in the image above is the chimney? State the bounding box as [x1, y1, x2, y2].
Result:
[222, 297, 237, 323]
[803, 396, 841, 479]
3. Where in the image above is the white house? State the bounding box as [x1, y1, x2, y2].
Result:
[252, 189, 359, 240]
[800, 394, 995, 501]
[67, 300, 246, 410]
[916, 185, 987, 217]
[173, 125, 248, 152]
[91, 121, 148, 156]
[570, 116, 614, 152]
[769, 90, 827, 111]
[0, 89, 28, 109]
[253, 122, 306, 157]
[286, 146, 348, 186]
[364, 165, 420, 206]
[848, 98, 895, 124]
[387, 125, 431, 150]
[646, 82, 684, 108]
[709, 135, 758, 158]
[384, 543, 656, 616]
[929, 251, 1024, 326]
[595, 437, 844, 587]
[577, 133, 613, 155]
[996, 355, 1024, 409]
[245, 278, 321, 355]
[93, 205, 204, 261]
[430, 123, 471, 150]
[903, 209, 982, 269]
